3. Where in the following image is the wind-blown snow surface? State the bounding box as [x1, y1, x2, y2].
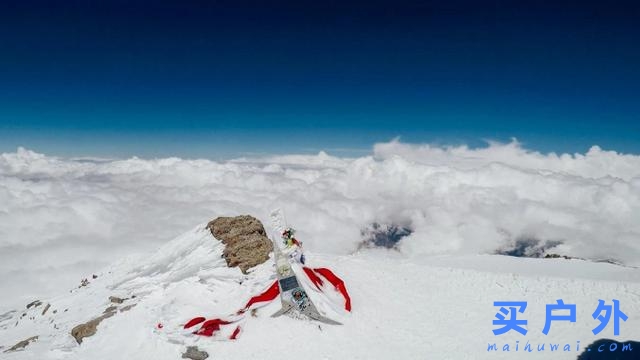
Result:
[1, 141, 640, 312]
[0, 225, 639, 360]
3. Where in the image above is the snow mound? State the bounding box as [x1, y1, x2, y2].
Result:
[0, 225, 347, 359]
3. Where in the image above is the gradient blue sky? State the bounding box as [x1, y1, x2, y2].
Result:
[1, 0, 639, 158]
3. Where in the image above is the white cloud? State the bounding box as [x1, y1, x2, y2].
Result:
[1, 141, 639, 311]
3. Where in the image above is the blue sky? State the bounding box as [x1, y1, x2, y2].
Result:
[1, 0, 639, 158]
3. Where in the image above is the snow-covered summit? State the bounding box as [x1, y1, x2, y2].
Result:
[1, 221, 639, 360]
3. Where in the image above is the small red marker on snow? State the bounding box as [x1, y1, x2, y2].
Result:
[157, 323, 164, 329]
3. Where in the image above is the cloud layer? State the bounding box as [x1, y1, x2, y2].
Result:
[1, 141, 639, 311]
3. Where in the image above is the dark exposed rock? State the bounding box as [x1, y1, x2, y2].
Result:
[26, 300, 42, 309]
[41, 304, 51, 316]
[496, 236, 563, 258]
[182, 346, 209, 360]
[360, 222, 412, 249]
[103, 306, 118, 314]
[70, 310, 116, 344]
[207, 215, 273, 273]
[544, 253, 573, 260]
[3, 336, 38, 353]
[109, 296, 125, 304]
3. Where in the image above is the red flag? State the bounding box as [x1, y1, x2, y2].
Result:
[302, 266, 324, 290]
[312, 268, 352, 312]
[239, 280, 280, 313]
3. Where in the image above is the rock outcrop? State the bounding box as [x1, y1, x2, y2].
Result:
[3, 336, 38, 353]
[70, 295, 136, 344]
[70, 311, 116, 344]
[26, 300, 42, 309]
[182, 346, 209, 360]
[108, 296, 125, 304]
[207, 215, 273, 273]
